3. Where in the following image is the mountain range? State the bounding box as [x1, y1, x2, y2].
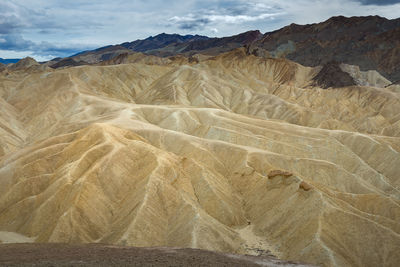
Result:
[46, 15, 400, 84]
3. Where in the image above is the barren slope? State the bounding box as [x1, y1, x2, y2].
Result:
[0, 50, 399, 267]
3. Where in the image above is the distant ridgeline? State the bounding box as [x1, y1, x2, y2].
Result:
[0, 58, 20, 64]
[46, 15, 400, 82]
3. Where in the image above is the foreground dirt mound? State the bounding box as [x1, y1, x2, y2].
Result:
[0, 244, 313, 267]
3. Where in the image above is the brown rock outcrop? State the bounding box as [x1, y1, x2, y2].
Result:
[299, 181, 313, 191]
[268, 170, 293, 179]
[312, 61, 357, 88]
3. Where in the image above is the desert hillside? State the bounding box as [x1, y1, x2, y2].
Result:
[0, 48, 399, 267]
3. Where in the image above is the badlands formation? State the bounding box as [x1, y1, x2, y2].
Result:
[0, 48, 400, 267]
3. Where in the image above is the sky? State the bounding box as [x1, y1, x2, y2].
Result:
[0, 0, 399, 61]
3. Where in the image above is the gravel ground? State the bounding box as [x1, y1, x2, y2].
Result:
[0, 243, 315, 267]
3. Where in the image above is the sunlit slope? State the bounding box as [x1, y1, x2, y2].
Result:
[0, 50, 399, 267]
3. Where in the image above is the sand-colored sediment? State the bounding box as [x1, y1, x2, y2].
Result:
[0, 49, 399, 267]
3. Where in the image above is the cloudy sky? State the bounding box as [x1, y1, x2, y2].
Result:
[1, 0, 399, 60]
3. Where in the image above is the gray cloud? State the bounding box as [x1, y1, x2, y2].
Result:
[359, 0, 400, 5]
[0, 33, 95, 58]
[0, 1, 105, 58]
[167, 1, 284, 31]
[0, 18, 21, 34]
[168, 15, 212, 30]
[0, 3, 25, 34]
[0, 34, 34, 50]
[0, 2, 59, 33]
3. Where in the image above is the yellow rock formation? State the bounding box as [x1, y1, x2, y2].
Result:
[0, 49, 399, 266]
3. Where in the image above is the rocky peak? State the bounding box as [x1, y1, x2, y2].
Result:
[312, 61, 357, 88]
[8, 57, 39, 71]
[253, 15, 400, 82]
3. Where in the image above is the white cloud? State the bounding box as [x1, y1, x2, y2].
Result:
[0, 49, 52, 61]
[211, 28, 219, 33]
[207, 12, 282, 23]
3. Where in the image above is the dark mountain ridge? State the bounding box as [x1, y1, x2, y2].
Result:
[250, 15, 400, 81]
[120, 33, 209, 52]
[49, 15, 400, 82]
[61, 31, 262, 65]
